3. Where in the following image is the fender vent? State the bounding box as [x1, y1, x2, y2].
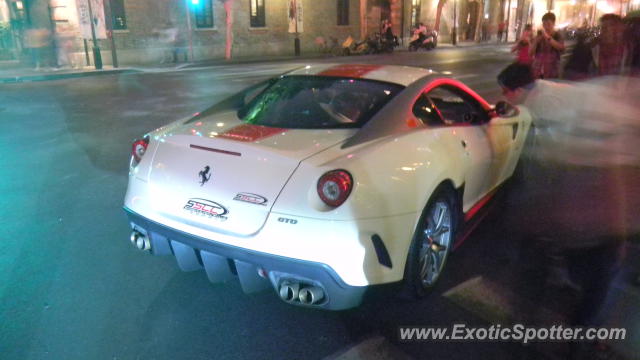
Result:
[371, 234, 393, 268]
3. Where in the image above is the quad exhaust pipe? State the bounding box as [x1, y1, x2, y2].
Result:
[298, 286, 324, 305]
[130, 230, 151, 251]
[278, 281, 324, 305]
[279, 282, 300, 302]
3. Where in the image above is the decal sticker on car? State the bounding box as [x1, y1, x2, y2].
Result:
[218, 124, 286, 142]
[184, 198, 228, 221]
[233, 192, 268, 206]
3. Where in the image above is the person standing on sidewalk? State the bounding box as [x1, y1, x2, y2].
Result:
[54, 24, 76, 69]
[497, 21, 506, 42]
[530, 12, 565, 79]
[24, 27, 51, 70]
[511, 24, 533, 64]
[563, 30, 594, 80]
[626, 16, 640, 77]
[594, 14, 625, 76]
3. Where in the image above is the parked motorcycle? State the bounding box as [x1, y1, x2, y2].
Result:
[341, 35, 373, 56]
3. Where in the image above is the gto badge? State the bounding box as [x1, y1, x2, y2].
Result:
[278, 217, 298, 225]
[198, 166, 212, 186]
[184, 198, 228, 221]
[234, 192, 268, 206]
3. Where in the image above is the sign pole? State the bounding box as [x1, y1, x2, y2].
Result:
[294, 0, 300, 56]
[83, 39, 91, 66]
[185, 0, 194, 61]
[104, 0, 118, 68]
[452, 0, 457, 45]
[86, 0, 103, 69]
[506, 0, 512, 42]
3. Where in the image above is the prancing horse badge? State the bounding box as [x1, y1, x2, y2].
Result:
[199, 166, 212, 186]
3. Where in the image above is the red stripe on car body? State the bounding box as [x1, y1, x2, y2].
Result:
[423, 78, 492, 111]
[464, 189, 498, 222]
[453, 189, 499, 251]
[317, 64, 384, 78]
[218, 124, 287, 142]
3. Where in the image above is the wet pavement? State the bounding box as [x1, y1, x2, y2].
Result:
[1, 45, 638, 360]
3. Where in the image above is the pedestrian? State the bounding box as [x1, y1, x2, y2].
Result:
[563, 30, 594, 80]
[24, 27, 51, 70]
[625, 16, 640, 76]
[54, 24, 76, 69]
[530, 12, 565, 79]
[382, 19, 397, 46]
[172, 28, 188, 63]
[497, 21, 506, 42]
[498, 62, 640, 358]
[481, 20, 488, 42]
[594, 14, 625, 76]
[511, 24, 533, 64]
[410, 23, 427, 49]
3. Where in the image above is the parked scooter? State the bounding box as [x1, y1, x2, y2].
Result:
[409, 30, 438, 51]
[341, 35, 373, 56]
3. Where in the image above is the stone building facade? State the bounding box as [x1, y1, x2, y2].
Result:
[1, 0, 613, 66]
[3, 0, 433, 66]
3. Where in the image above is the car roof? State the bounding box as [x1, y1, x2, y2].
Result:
[285, 64, 436, 87]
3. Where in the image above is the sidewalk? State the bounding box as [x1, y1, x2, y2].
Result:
[1, 42, 514, 84]
[0, 62, 140, 84]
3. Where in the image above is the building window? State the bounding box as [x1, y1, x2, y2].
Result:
[337, 0, 349, 25]
[250, 0, 265, 27]
[111, 0, 127, 30]
[411, 0, 421, 28]
[193, 0, 214, 28]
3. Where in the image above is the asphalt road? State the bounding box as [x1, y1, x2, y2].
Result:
[1, 46, 637, 360]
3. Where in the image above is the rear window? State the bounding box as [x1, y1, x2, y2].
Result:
[238, 75, 404, 129]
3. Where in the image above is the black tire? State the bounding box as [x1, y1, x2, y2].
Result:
[402, 184, 459, 299]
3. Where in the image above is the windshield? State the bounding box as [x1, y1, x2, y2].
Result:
[238, 76, 404, 129]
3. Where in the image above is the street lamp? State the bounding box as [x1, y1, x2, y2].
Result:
[86, 0, 103, 69]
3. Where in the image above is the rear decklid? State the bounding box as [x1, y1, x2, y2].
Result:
[146, 111, 355, 236]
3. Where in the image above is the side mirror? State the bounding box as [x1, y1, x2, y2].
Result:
[493, 100, 519, 118]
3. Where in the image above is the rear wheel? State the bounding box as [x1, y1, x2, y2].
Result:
[403, 186, 458, 298]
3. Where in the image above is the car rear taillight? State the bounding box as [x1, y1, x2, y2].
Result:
[131, 137, 149, 164]
[317, 170, 353, 207]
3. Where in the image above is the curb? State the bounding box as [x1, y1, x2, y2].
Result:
[0, 68, 141, 84]
[1, 43, 515, 83]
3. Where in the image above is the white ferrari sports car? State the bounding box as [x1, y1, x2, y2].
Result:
[124, 64, 531, 310]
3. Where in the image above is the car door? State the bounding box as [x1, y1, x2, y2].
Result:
[419, 84, 512, 210]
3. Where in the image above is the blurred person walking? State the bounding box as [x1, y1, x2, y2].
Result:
[497, 21, 506, 42]
[24, 27, 51, 70]
[531, 13, 565, 79]
[594, 14, 625, 76]
[497, 63, 640, 358]
[155, 22, 187, 64]
[54, 24, 76, 69]
[624, 16, 640, 76]
[563, 30, 594, 80]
